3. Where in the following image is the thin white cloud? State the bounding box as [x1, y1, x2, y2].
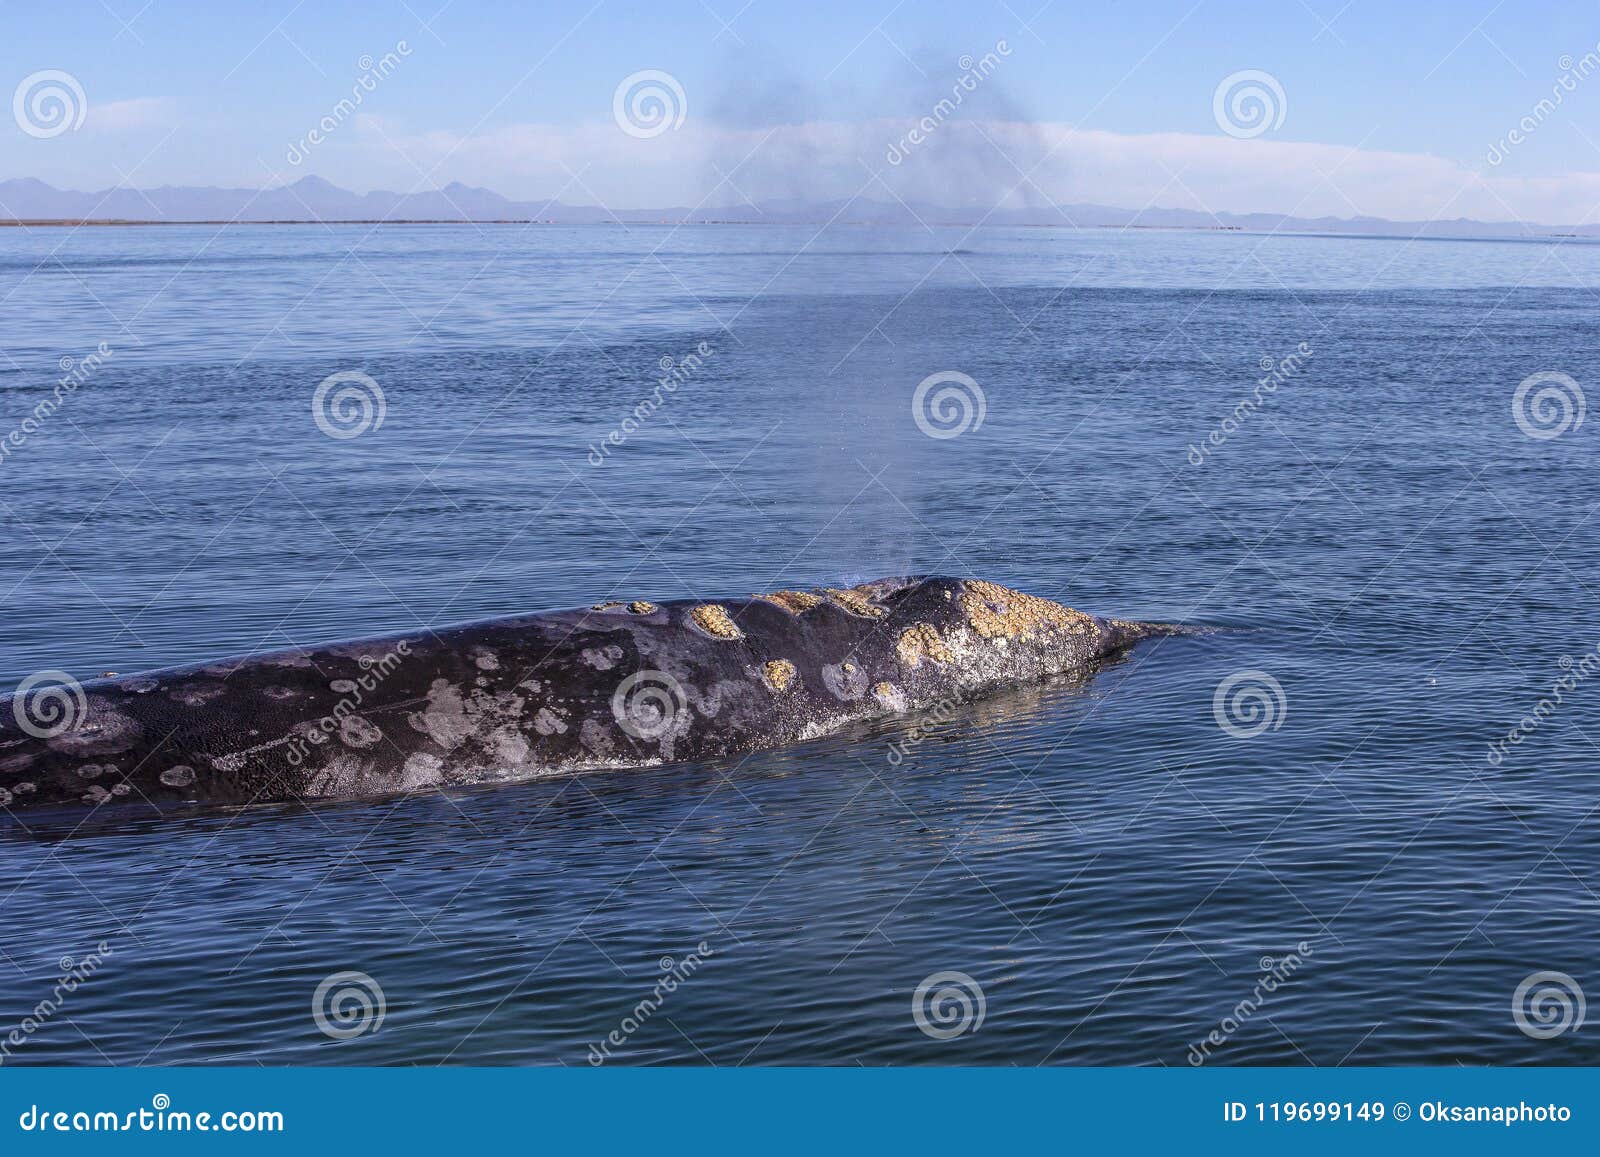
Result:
[317, 115, 1600, 225]
[88, 97, 178, 134]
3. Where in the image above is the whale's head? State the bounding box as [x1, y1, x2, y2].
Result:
[836, 576, 1188, 692]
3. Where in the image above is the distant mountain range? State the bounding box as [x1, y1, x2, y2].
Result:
[2, 176, 1595, 239]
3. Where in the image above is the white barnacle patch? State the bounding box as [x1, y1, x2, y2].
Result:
[207, 732, 297, 774]
[406, 678, 525, 755]
[160, 765, 197, 787]
[689, 682, 728, 719]
[169, 683, 229, 707]
[400, 753, 444, 790]
[471, 647, 501, 671]
[0, 787, 11, 807]
[491, 725, 531, 766]
[263, 685, 298, 701]
[329, 678, 358, 694]
[76, 762, 114, 780]
[12, 782, 35, 795]
[821, 660, 870, 701]
[872, 682, 909, 712]
[117, 677, 158, 694]
[534, 706, 569, 736]
[110, 783, 130, 796]
[408, 679, 474, 749]
[581, 645, 625, 671]
[45, 706, 141, 756]
[339, 715, 383, 749]
[81, 785, 111, 805]
[306, 754, 367, 797]
[580, 718, 617, 758]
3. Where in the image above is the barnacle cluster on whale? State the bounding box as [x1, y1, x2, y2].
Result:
[0, 576, 1190, 815]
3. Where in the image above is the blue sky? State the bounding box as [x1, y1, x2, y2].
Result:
[6, 0, 1600, 221]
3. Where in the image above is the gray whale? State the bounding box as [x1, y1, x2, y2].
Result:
[0, 576, 1187, 815]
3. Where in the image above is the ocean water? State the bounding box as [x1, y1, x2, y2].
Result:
[1, 222, 1598, 1066]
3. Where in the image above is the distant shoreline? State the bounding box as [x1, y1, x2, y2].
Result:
[0, 219, 1590, 244]
[0, 218, 1242, 228]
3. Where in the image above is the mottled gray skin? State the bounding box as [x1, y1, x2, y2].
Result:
[0, 576, 1184, 817]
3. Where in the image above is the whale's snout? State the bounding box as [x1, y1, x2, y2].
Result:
[1102, 617, 1201, 653]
